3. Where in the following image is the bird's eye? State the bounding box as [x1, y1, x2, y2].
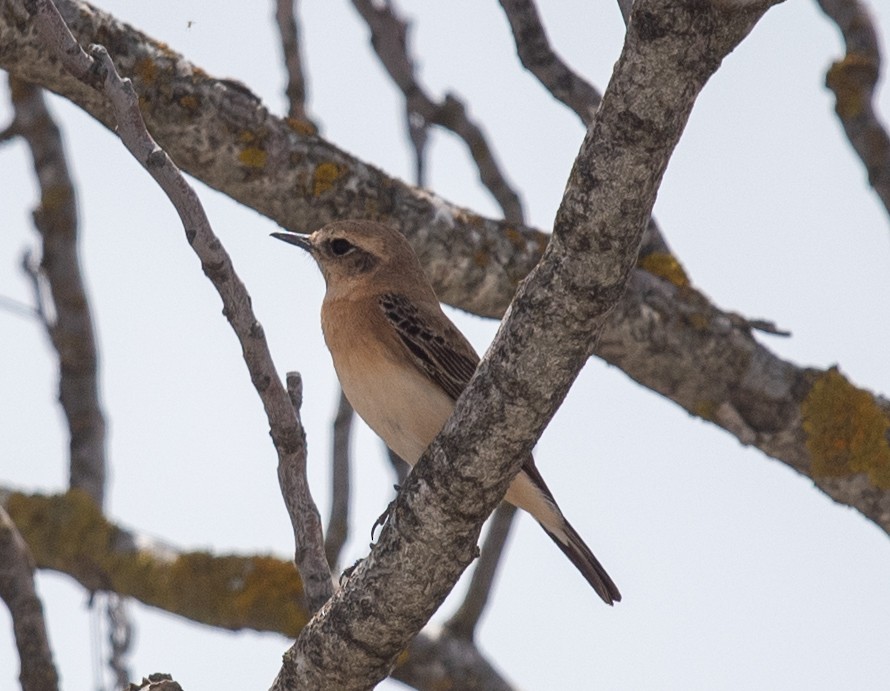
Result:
[329, 238, 353, 256]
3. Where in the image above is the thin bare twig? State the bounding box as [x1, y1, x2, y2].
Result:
[350, 0, 524, 223]
[617, 0, 633, 23]
[406, 106, 429, 188]
[497, 0, 672, 260]
[0, 294, 38, 318]
[817, 0, 890, 219]
[284, 373, 333, 613]
[0, 506, 59, 691]
[273, 0, 317, 130]
[325, 389, 353, 570]
[498, 0, 602, 126]
[445, 503, 517, 639]
[24, 0, 332, 610]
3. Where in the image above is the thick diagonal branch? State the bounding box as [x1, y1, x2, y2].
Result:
[280, 2, 778, 687]
[3, 0, 888, 535]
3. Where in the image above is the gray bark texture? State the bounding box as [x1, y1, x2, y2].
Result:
[3, 0, 888, 536]
[275, 0, 781, 688]
[0, 506, 59, 691]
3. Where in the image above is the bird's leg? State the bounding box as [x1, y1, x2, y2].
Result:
[371, 484, 402, 540]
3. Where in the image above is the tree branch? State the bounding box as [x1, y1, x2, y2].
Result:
[273, 0, 316, 130]
[816, 0, 890, 220]
[497, 0, 674, 261]
[445, 503, 516, 640]
[350, 0, 525, 223]
[3, 0, 888, 536]
[0, 505, 59, 691]
[1, 489, 516, 691]
[7, 74, 106, 506]
[498, 0, 603, 126]
[279, 1, 779, 687]
[23, 0, 333, 617]
[283, 372, 333, 613]
[324, 388, 352, 571]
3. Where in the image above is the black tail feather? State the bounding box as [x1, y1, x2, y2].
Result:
[544, 519, 621, 605]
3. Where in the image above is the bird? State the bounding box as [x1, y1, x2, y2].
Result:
[272, 219, 621, 605]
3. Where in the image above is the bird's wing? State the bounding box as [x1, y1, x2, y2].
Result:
[378, 293, 479, 402]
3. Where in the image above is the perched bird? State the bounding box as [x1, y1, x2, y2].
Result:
[272, 219, 621, 604]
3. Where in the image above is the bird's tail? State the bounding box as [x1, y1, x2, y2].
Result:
[506, 460, 621, 605]
[543, 517, 622, 606]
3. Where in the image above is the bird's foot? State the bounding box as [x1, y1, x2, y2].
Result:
[371, 484, 402, 541]
[340, 558, 363, 585]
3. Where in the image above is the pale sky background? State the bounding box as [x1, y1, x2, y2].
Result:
[2, 1, 890, 689]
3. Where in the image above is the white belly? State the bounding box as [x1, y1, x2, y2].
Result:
[334, 349, 455, 465]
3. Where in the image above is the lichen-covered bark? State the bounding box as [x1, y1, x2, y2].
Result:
[3, 489, 310, 635]
[279, 1, 779, 688]
[2, 0, 889, 539]
[0, 505, 59, 691]
[0, 489, 516, 691]
[1, 0, 541, 317]
[601, 271, 890, 528]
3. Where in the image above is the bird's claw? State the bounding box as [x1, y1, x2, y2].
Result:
[340, 558, 363, 585]
[371, 484, 402, 540]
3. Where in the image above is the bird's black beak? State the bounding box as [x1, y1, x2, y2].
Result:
[271, 231, 312, 252]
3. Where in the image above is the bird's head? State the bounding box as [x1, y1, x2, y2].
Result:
[272, 220, 435, 301]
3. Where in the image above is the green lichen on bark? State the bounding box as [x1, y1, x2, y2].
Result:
[802, 368, 890, 487]
[5, 490, 309, 635]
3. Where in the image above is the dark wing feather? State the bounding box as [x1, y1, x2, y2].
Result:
[379, 293, 478, 401]
[380, 296, 621, 604]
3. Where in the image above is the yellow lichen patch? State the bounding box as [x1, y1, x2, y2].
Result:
[638, 252, 690, 288]
[286, 117, 318, 136]
[6, 489, 111, 571]
[802, 368, 890, 487]
[237, 130, 259, 145]
[238, 147, 268, 169]
[5, 491, 310, 636]
[166, 553, 308, 635]
[826, 53, 878, 120]
[134, 57, 158, 85]
[312, 162, 344, 196]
